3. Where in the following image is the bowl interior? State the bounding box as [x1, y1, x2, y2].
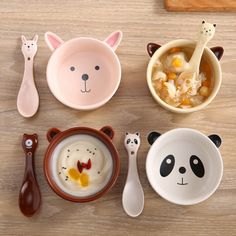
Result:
[147, 40, 222, 113]
[45, 129, 119, 201]
[47, 38, 121, 109]
[146, 129, 223, 205]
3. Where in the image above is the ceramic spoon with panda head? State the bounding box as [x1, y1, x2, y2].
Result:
[122, 132, 144, 217]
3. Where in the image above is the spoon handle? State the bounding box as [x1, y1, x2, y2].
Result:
[122, 132, 144, 217]
[19, 134, 41, 217]
[17, 35, 39, 118]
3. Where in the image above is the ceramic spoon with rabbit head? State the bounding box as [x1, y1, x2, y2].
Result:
[122, 132, 144, 217]
[17, 35, 39, 118]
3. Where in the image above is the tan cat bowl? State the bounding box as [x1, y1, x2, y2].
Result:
[146, 39, 223, 113]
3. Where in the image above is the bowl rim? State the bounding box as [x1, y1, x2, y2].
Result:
[44, 126, 120, 202]
[46, 37, 122, 110]
[146, 128, 223, 205]
[146, 39, 222, 113]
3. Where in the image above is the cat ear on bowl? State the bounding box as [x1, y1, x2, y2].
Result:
[208, 134, 222, 148]
[147, 131, 161, 145]
[45, 32, 64, 51]
[210, 46, 224, 61]
[147, 43, 161, 57]
[104, 31, 122, 51]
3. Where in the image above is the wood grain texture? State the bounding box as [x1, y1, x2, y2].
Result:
[0, 0, 236, 235]
[165, 0, 236, 12]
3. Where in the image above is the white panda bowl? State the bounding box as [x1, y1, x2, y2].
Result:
[146, 128, 223, 205]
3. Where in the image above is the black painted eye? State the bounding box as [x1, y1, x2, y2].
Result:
[160, 155, 175, 177]
[95, 65, 100, 70]
[126, 138, 131, 144]
[190, 155, 205, 178]
[134, 139, 138, 144]
[70, 66, 75, 71]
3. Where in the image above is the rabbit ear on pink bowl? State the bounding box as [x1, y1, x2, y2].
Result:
[44, 31, 122, 110]
[45, 32, 64, 51]
[104, 31, 122, 51]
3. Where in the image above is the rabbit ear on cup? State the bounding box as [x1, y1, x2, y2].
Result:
[104, 31, 122, 51]
[45, 32, 64, 51]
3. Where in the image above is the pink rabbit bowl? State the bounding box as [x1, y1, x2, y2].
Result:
[45, 31, 122, 110]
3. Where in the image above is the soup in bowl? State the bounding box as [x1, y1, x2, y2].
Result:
[44, 126, 120, 202]
[147, 39, 223, 113]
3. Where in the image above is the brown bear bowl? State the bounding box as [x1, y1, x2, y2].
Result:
[44, 126, 120, 203]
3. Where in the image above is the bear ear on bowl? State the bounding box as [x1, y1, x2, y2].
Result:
[147, 131, 161, 145]
[47, 128, 61, 142]
[208, 134, 222, 148]
[147, 43, 161, 57]
[100, 126, 115, 140]
[45, 32, 64, 51]
[210, 47, 224, 61]
[104, 31, 123, 51]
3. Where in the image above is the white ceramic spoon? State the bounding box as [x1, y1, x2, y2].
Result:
[122, 132, 144, 217]
[17, 35, 39, 118]
[177, 21, 216, 83]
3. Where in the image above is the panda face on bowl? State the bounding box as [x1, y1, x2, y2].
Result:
[146, 129, 223, 205]
[45, 31, 122, 110]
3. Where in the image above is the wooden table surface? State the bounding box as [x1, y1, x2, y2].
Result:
[0, 0, 236, 235]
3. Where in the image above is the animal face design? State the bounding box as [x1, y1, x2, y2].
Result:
[22, 133, 38, 153]
[21, 35, 38, 60]
[160, 154, 205, 185]
[124, 132, 140, 154]
[45, 31, 122, 108]
[148, 131, 221, 187]
[58, 140, 112, 188]
[199, 21, 216, 42]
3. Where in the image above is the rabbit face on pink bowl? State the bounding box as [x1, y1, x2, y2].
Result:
[45, 31, 122, 110]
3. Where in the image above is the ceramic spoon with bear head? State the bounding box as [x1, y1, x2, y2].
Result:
[17, 35, 39, 118]
[122, 132, 144, 217]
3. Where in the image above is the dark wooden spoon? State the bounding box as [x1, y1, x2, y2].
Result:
[19, 134, 41, 217]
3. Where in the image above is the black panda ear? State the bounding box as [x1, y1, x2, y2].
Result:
[125, 132, 129, 136]
[147, 43, 161, 57]
[210, 47, 224, 61]
[202, 20, 205, 24]
[147, 132, 161, 145]
[213, 24, 216, 27]
[136, 132, 140, 136]
[208, 134, 222, 148]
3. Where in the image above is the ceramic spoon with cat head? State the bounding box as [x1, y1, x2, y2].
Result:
[17, 35, 39, 118]
[177, 21, 216, 87]
[122, 132, 144, 217]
